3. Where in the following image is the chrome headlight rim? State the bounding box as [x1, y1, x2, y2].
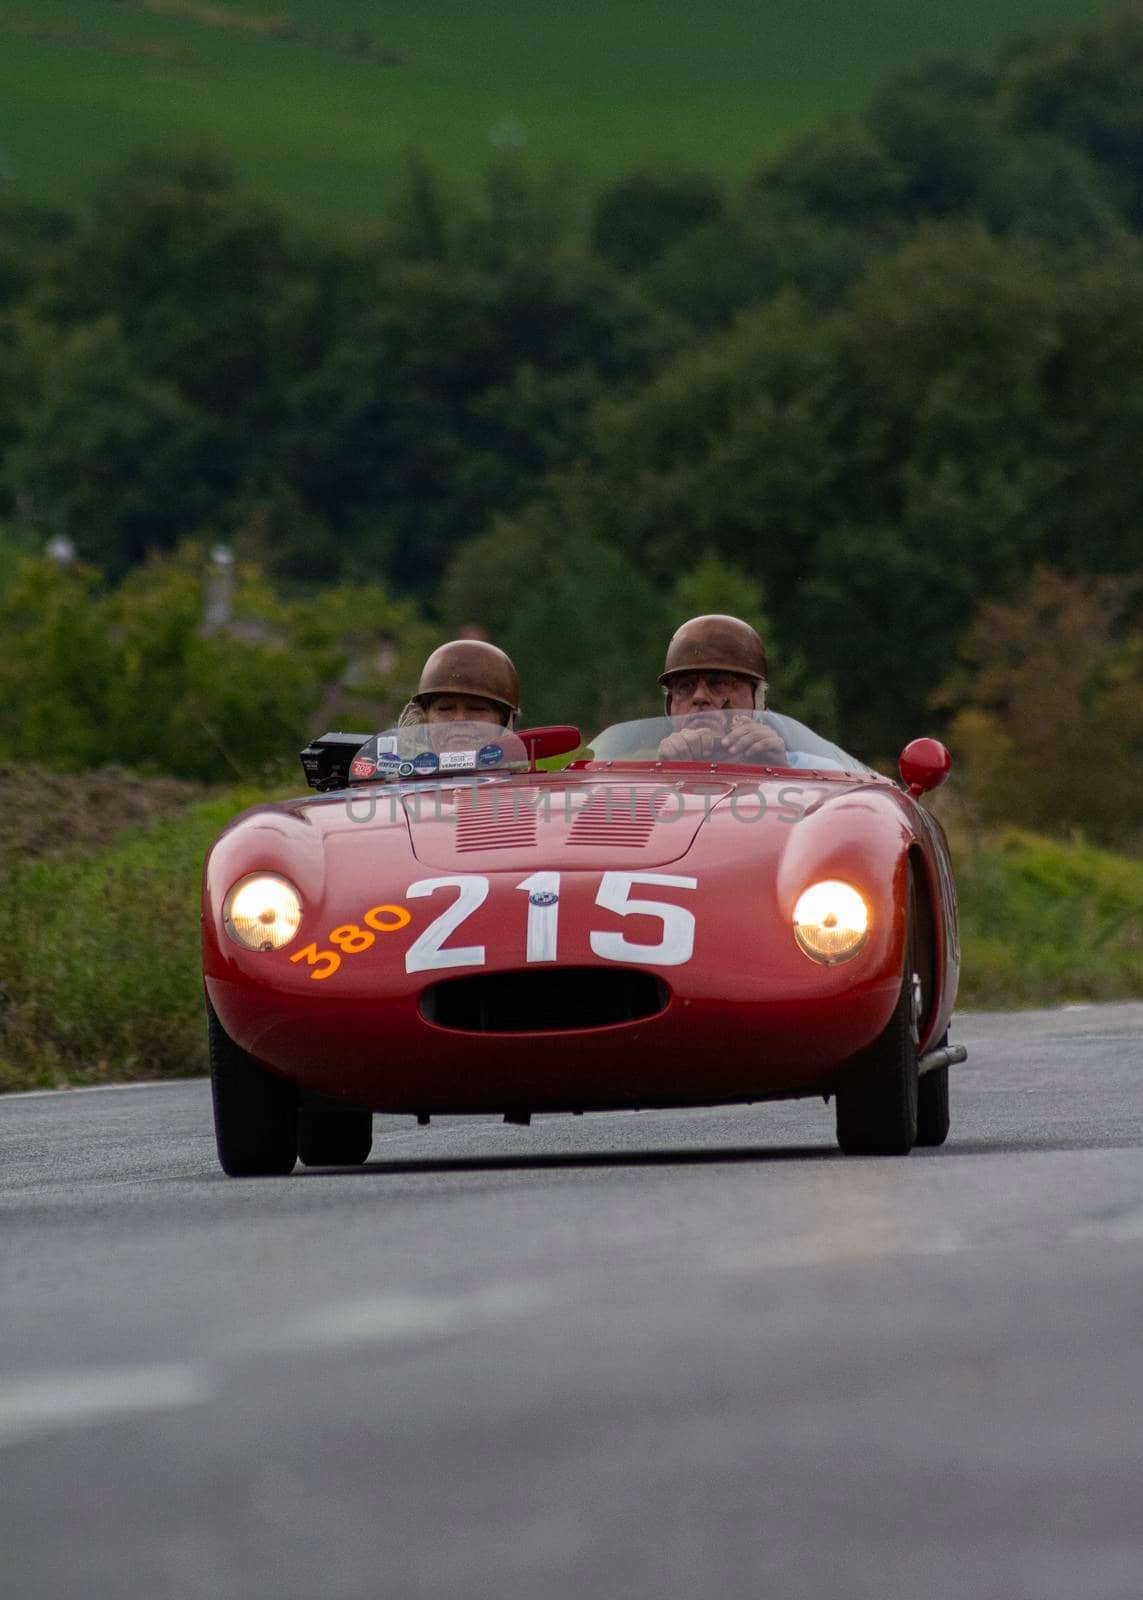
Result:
[222, 872, 304, 953]
[792, 878, 870, 966]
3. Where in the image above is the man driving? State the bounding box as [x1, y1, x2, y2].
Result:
[657, 614, 787, 764]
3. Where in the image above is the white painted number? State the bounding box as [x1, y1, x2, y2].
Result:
[402, 871, 697, 974]
[405, 876, 490, 973]
[589, 873, 697, 967]
[517, 871, 561, 963]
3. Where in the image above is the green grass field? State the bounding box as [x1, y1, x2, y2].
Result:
[0, 0, 1104, 219]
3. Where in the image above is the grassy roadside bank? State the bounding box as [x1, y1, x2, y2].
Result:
[1, 774, 1139, 1092]
[955, 829, 1142, 1009]
[0, 775, 278, 1093]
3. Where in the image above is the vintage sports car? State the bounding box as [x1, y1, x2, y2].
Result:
[202, 711, 966, 1175]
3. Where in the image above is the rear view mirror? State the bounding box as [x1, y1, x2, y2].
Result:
[899, 738, 952, 797]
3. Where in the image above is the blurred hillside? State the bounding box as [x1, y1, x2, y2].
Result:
[0, 5, 1140, 854]
[0, 0, 1101, 218]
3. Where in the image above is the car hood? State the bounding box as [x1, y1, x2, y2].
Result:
[400, 772, 737, 870]
[207, 770, 884, 894]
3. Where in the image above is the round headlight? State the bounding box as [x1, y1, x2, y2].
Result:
[793, 880, 869, 964]
[223, 874, 303, 951]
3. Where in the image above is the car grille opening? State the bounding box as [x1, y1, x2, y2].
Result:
[420, 968, 669, 1033]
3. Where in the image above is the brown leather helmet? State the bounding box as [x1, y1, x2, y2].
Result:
[413, 640, 520, 720]
[658, 614, 768, 688]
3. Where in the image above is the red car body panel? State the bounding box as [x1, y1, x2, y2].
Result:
[202, 760, 960, 1116]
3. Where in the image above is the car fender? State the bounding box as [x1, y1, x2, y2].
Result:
[774, 787, 913, 991]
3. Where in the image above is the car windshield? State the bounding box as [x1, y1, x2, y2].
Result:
[582, 711, 874, 774]
[349, 721, 529, 782]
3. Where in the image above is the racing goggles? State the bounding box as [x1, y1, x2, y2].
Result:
[667, 671, 753, 698]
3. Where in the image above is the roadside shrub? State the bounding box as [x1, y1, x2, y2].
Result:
[938, 569, 1143, 851]
[0, 546, 440, 781]
[0, 788, 273, 1092]
[955, 828, 1143, 1007]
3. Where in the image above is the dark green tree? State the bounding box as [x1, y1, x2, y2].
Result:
[2, 321, 233, 574]
[0, 198, 74, 309]
[864, 58, 1000, 222]
[383, 152, 455, 264]
[1040, 244, 1143, 574]
[37, 145, 329, 420]
[750, 119, 908, 234]
[456, 157, 587, 274]
[584, 291, 866, 599]
[0, 310, 52, 464]
[440, 503, 669, 732]
[640, 194, 871, 332]
[1002, 5, 1143, 229]
[979, 134, 1126, 254]
[591, 165, 726, 274]
[278, 250, 671, 593]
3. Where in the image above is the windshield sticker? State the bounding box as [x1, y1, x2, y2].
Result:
[439, 750, 477, 771]
[376, 736, 398, 755]
[398, 761, 415, 777]
[350, 757, 377, 780]
[412, 751, 439, 775]
[478, 743, 504, 768]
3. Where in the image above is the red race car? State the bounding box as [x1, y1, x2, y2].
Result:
[202, 711, 966, 1175]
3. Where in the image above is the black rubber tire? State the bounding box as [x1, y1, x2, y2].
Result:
[208, 1003, 298, 1177]
[916, 1030, 951, 1147]
[835, 876, 920, 1156]
[297, 1103, 373, 1167]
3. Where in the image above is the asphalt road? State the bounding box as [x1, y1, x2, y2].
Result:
[1, 1003, 1141, 1600]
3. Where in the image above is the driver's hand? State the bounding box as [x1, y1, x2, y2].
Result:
[721, 718, 786, 764]
[658, 725, 720, 761]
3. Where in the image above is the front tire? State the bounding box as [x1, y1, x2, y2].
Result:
[208, 1003, 298, 1177]
[835, 875, 921, 1156]
[916, 1031, 951, 1147]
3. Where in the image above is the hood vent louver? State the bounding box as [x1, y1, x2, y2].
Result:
[566, 787, 671, 850]
[402, 777, 732, 869]
[453, 788, 538, 853]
